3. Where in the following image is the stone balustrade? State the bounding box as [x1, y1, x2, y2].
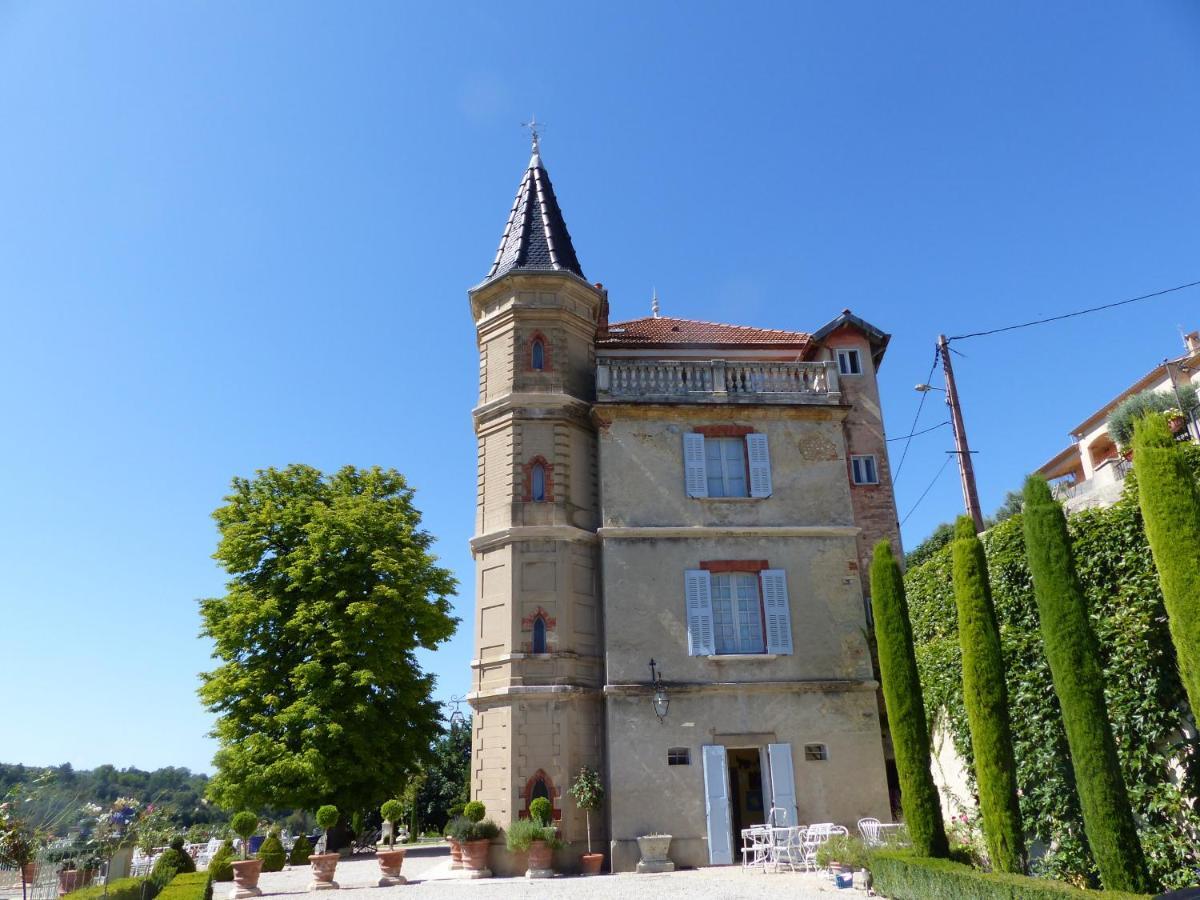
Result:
[596, 358, 840, 404]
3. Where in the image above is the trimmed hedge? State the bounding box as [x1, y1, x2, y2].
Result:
[157, 873, 212, 900]
[70, 871, 211, 900]
[287, 834, 312, 867]
[870, 539, 949, 858]
[870, 850, 1151, 900]
[256, 834, 285, 872]
[1132, 413, 1200, 721]
[1022, 477, 1150, 893]
[69, 877, 151, 900]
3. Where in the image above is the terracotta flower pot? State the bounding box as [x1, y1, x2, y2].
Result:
[448, 839, 462, 870]
[59, 869, 96, 894]
[526, 840, 553, 878]
[1169, 416, 1187, 434]
[307, 852, 340, 891]
[460, 839, 492, 879]
[229, 859, 263, 900]
[580, 852, 604, 876]
[375, 848, 406, 887]
[21, 863, 37, 885]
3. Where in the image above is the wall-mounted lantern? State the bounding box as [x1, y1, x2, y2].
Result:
[649, 658, 669, 722]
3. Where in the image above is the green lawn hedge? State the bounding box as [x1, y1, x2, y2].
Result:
[68, 870, 211, 900]
[69, 877, 150, 900]
[157, 872, 213, 900]
[871, 851, 1152, 900]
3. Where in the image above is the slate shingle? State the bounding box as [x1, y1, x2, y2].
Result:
[486, 149, 584, 281]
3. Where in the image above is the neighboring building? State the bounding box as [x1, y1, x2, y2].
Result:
[467, 139, 900, 874]
[1038, 330, 1200, 512]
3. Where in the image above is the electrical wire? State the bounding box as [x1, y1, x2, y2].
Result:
[892, 346, 941, 485]
[901, 454, 954, 526]
[887, 420, 951, 442]
[948, 279, 1200, 342]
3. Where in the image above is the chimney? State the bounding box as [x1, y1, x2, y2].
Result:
[1185, 330, 1200, 355]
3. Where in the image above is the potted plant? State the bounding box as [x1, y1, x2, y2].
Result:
[506, 799, 560, 879]
[376, 800, 406, 886]
[458, 802, 498, 879]
[634, 833, 673, 874]
[1165, 407, 1188, 434]
[0, 817, 41, 900]
[567, 766, 605, 875]
[443, 816, 468, 869]
[228, 811, 263, 899]
[815, 834, 868, 886]
[308, 805, 341, 890]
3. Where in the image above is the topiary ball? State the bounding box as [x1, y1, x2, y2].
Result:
[462, 801, 485, 823]
[529, 797, 552, 827]
[230, 811, 258, 840]
[287, 834, 313, 867]
[380, 799, 404, 824]
[315, 805, 339, 832]
[256, 834, 286, 873]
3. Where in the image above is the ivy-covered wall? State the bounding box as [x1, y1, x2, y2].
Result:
[904, 447, 1200, 889]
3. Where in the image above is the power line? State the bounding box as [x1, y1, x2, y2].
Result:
[901, 454, 953, 526]
[892, 346, 941, 485]
[948, 279, 1200, 342]
[887, 420, 951, 443]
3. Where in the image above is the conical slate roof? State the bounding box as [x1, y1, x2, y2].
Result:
[486, 142, 584, 281]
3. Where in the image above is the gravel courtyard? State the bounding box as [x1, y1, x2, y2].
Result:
[250, 846, 847, 900]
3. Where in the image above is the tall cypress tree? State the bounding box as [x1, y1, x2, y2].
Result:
[1132, 413, 1200, 720]
[1021, 476, 1150, 893]
[950, 516, 1026, 874]
[869, 539, 949, 858]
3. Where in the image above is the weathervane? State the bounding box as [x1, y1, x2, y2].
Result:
[522, 114, 545, 154]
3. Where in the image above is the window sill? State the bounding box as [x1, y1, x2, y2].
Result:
[692, 496, 767, 502]
[705, 654, 780, 662]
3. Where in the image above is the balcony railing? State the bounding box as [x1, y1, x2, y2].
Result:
[596, 358, 841, 404]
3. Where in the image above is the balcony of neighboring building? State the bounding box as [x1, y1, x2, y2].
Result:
[595, 357, 842, 405]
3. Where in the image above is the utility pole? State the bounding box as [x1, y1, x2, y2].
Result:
[939, 334, 985, 532]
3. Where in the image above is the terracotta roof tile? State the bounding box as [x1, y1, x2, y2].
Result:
[598, 316, 810, 347]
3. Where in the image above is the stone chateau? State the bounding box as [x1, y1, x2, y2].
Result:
[467, 138, 902, 874]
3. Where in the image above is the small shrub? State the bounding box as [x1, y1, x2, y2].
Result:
[443, 816, 470, 843]
[256, 834, 285, 872]
[69, 877, 152, 900]
[447, 804, 465, 818]
[315, 805, 339, 832]
[528, 797, 552, 827]
[380, 800, 404, 825]
[1107, 385, 1196, 450]
[815, 834, 870, 870]
[157, 872, 214, 900]
[505, 818, 559, 853]
[462, 801, 485, 823]
[287, 834, 312, 867]
[462, 820, 500, 842]
[207, 840, 235, 882]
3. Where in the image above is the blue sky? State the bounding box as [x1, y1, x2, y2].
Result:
[3, 2, 1198, 775]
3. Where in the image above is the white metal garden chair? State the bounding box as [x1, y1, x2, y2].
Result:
[857, 817, 883, 847]
[740, 825, 772, 869]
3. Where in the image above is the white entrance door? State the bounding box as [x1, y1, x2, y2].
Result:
[702, 744, 733, 864]
[767, 743, 798, 827]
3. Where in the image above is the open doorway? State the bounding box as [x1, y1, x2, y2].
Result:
[726, 748, 765, 852]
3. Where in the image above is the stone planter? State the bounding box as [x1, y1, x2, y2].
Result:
[580, 852, 604, 876]
[448, 839, 462, 870]
[853, 868, 872, 890]
[525, 840, 554, 879]
[460, 839, 492, 879]
[307, 852, 340, 891]
[375, 849, 406, 887]
[635, 834, 674, 874]
[229, 859, 263, 900]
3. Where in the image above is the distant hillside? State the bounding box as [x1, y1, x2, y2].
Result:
[0, 762, 227, 829]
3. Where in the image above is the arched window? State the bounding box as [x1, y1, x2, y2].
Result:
[531, 463, 546, 502]
[532, 616, 547, 654]
[531, 338, 545, 371]
[530, 775, 550, 803]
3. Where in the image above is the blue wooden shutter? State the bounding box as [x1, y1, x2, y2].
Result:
[702, 744, 733, 865]
[767, 743, 798, 828]
[684, 433, 708, 497]
[684, 569, 715, 656]
[746, 433, 772, 498]
[761, 569, 793, 655]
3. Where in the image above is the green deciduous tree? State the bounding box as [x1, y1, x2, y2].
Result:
[1021, 476, 1150, 893]
[1132, 413, 1200, 720]
[950, 517, 1025, 874]
[413, 718, 471, 834]
[869, 540, 949, 858]
[198, 464, 458, 816]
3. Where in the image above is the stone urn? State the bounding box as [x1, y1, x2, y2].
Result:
[580, 852, 604, 876]
[229, 859, 263, 899]
[525, 840, 554, 879]
[448, 839, 463, 870]
[635, 834, 674, 873]
[460, 839, 492, 879]
[307, 852, 340, 890]
[375, 848, 406, 886]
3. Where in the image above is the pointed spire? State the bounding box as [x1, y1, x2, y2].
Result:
[485, 128, 583, 282]
[651, 287, 660, 318]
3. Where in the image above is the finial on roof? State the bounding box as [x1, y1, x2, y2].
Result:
[522, 114, 544, 168]
[651, 287, 660, 318]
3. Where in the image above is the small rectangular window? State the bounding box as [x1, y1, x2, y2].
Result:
[836, 348, 862, 376]
[704, 437, 748, 498]
[851, 455, 879, 485]
[804, 743, 828, 762]
[667, 747, 691, 765]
